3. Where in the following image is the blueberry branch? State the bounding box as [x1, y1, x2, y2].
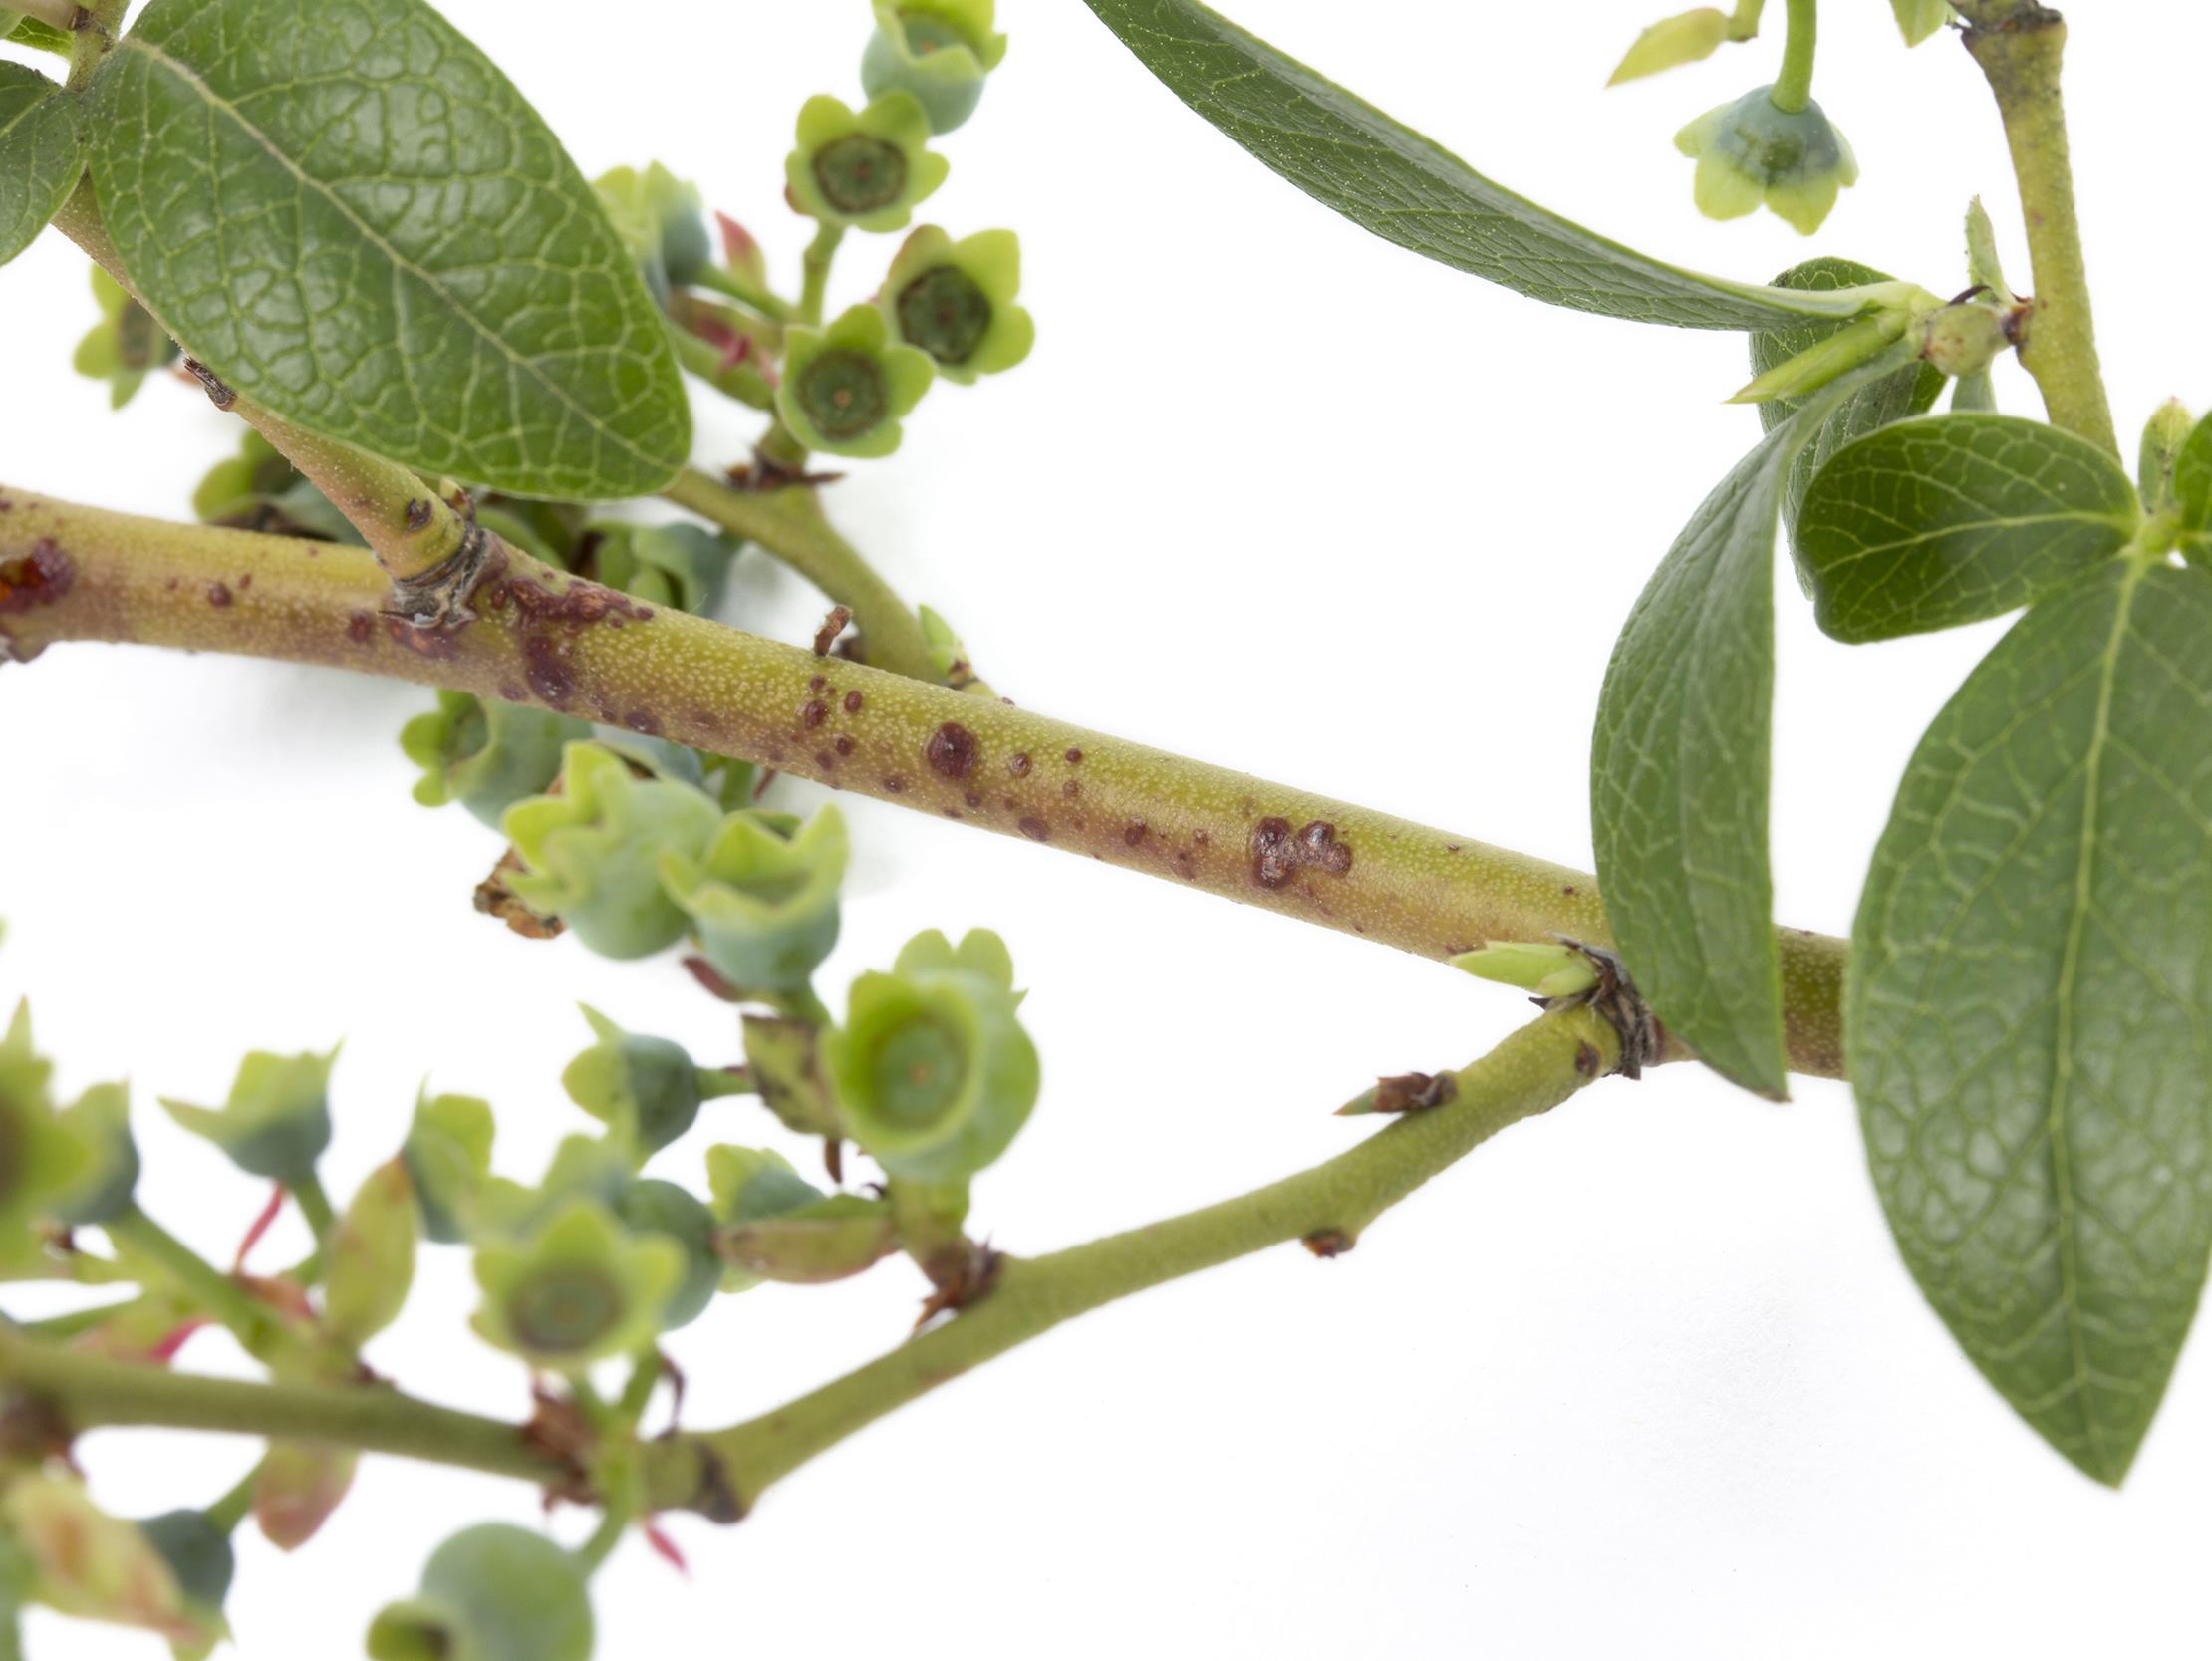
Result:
[0, 488, 1847, 1077]
[1, 1008, 1617, 1521]
[0, 1325, 576, 1490]
[664, 1006, 1622, 1517]
[1954, 2, 2117, 455]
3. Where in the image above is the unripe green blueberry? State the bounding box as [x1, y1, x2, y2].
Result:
[562, 1006, 704, 1157]
[861, 0, 1007, 134]
[824, 929, 1039, 1184]
[502, 743, 722, 960]
[661, 807, 848, 996]
[367, 1524, 593, 1661]
[617, 1178, 720, 1330]
[158, 1047, 337, 1186]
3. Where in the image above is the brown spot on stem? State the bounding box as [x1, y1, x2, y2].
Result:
[882, 776, 907, 794]
[384, 617, 457, 659]
[1122, 820, 1147, 846]
[0, 541, 73, 613]
[1251, 817, 1354, 888]
[1372, 1072, 1458, 1114]
[404, 498, 434, 533]
[926, 721, 979, 780]
[1302, 1230, 1354, 1259]
[1017, 817, 1049, 842]
[1574, 1042, 1602, 1079]
[523, 634, 576, 705]
[625, 711, 661, 735]
[1063, 747, 1083, 764]
[1008, 752, 1031, 777]
[801, 699, 830, 729]
[345, 611, 375, 645]
[834, 735, 856, 756]
[843, 690, 864, 713]
[206, 580, 233, 608]
[1251, 817, 1298, 890]
[1298, 820, 1353, 876]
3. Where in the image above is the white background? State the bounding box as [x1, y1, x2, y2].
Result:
[5, 2, 2209, 1656]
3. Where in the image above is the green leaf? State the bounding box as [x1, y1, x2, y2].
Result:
[1797, 415, 2140, 643]
[0, 63, 83, 271]
[1079, 0, 1877, 331]
[1590, 354, 1912, 1097]
[84, 0, 690, 499]
[1890, 0, 1955, 46]
[4, 14, 74, 55]
[1748, 256, 1944, 578]
[2172, 409, 2212, 561]
[1849, 559, 2212, 1484]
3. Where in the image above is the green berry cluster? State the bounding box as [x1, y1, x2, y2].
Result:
[586, 0, 1031, 462]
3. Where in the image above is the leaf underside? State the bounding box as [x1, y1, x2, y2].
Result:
[85, 0, 690, 499]
[1851, 560, 2212, 1484]
[1748, 256, 1944, 580]
[1589, 361, 1906, 1097]
[1797, 414, 2140, 643]
[1080, 0, 1868, 332]
[0, 62, 84, 271]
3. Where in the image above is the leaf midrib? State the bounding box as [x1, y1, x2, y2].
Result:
[2045, 558, 2145, 1479]
[118, 35, 665, 476]
[1814, 507, 2135, 571]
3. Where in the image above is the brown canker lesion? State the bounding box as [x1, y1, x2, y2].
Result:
[1249, 816, 1355, 890]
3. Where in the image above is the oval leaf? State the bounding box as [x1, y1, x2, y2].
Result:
[1798, 415, 2140, 642]
[1748, 256, 1944, 579]
[86, 0, 690, 498]
[1590, 354, 1912, 1096]
[0, 62, 83, 270]
[1080, 0, 1874, 332]
[1850, 560, 2212, 1484]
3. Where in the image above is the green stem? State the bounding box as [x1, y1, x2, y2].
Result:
[690, 265, 794, 323]
[1957, 4, 2117, 455]
[0, 493, 1845, 1077]
[203, 1459, 265, 1534]
[3, 1011, 1614, 1519]
[0, 1326, 574, 1488]
[666, 321, 776, 412]
[1771, 0, 1816, 111]
[1726, 0, 1768, 40]
[574, 1506, 632, 1573]
[292, 1174, 337, 1252]
[104, 1208, 282, 1357]
[63, 0, 123, 90]
[663, 466, 948, 686]
[48, 189, 475, 583]
[680, 1008, 1619, 1515]
[797, 224, 845, 326]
